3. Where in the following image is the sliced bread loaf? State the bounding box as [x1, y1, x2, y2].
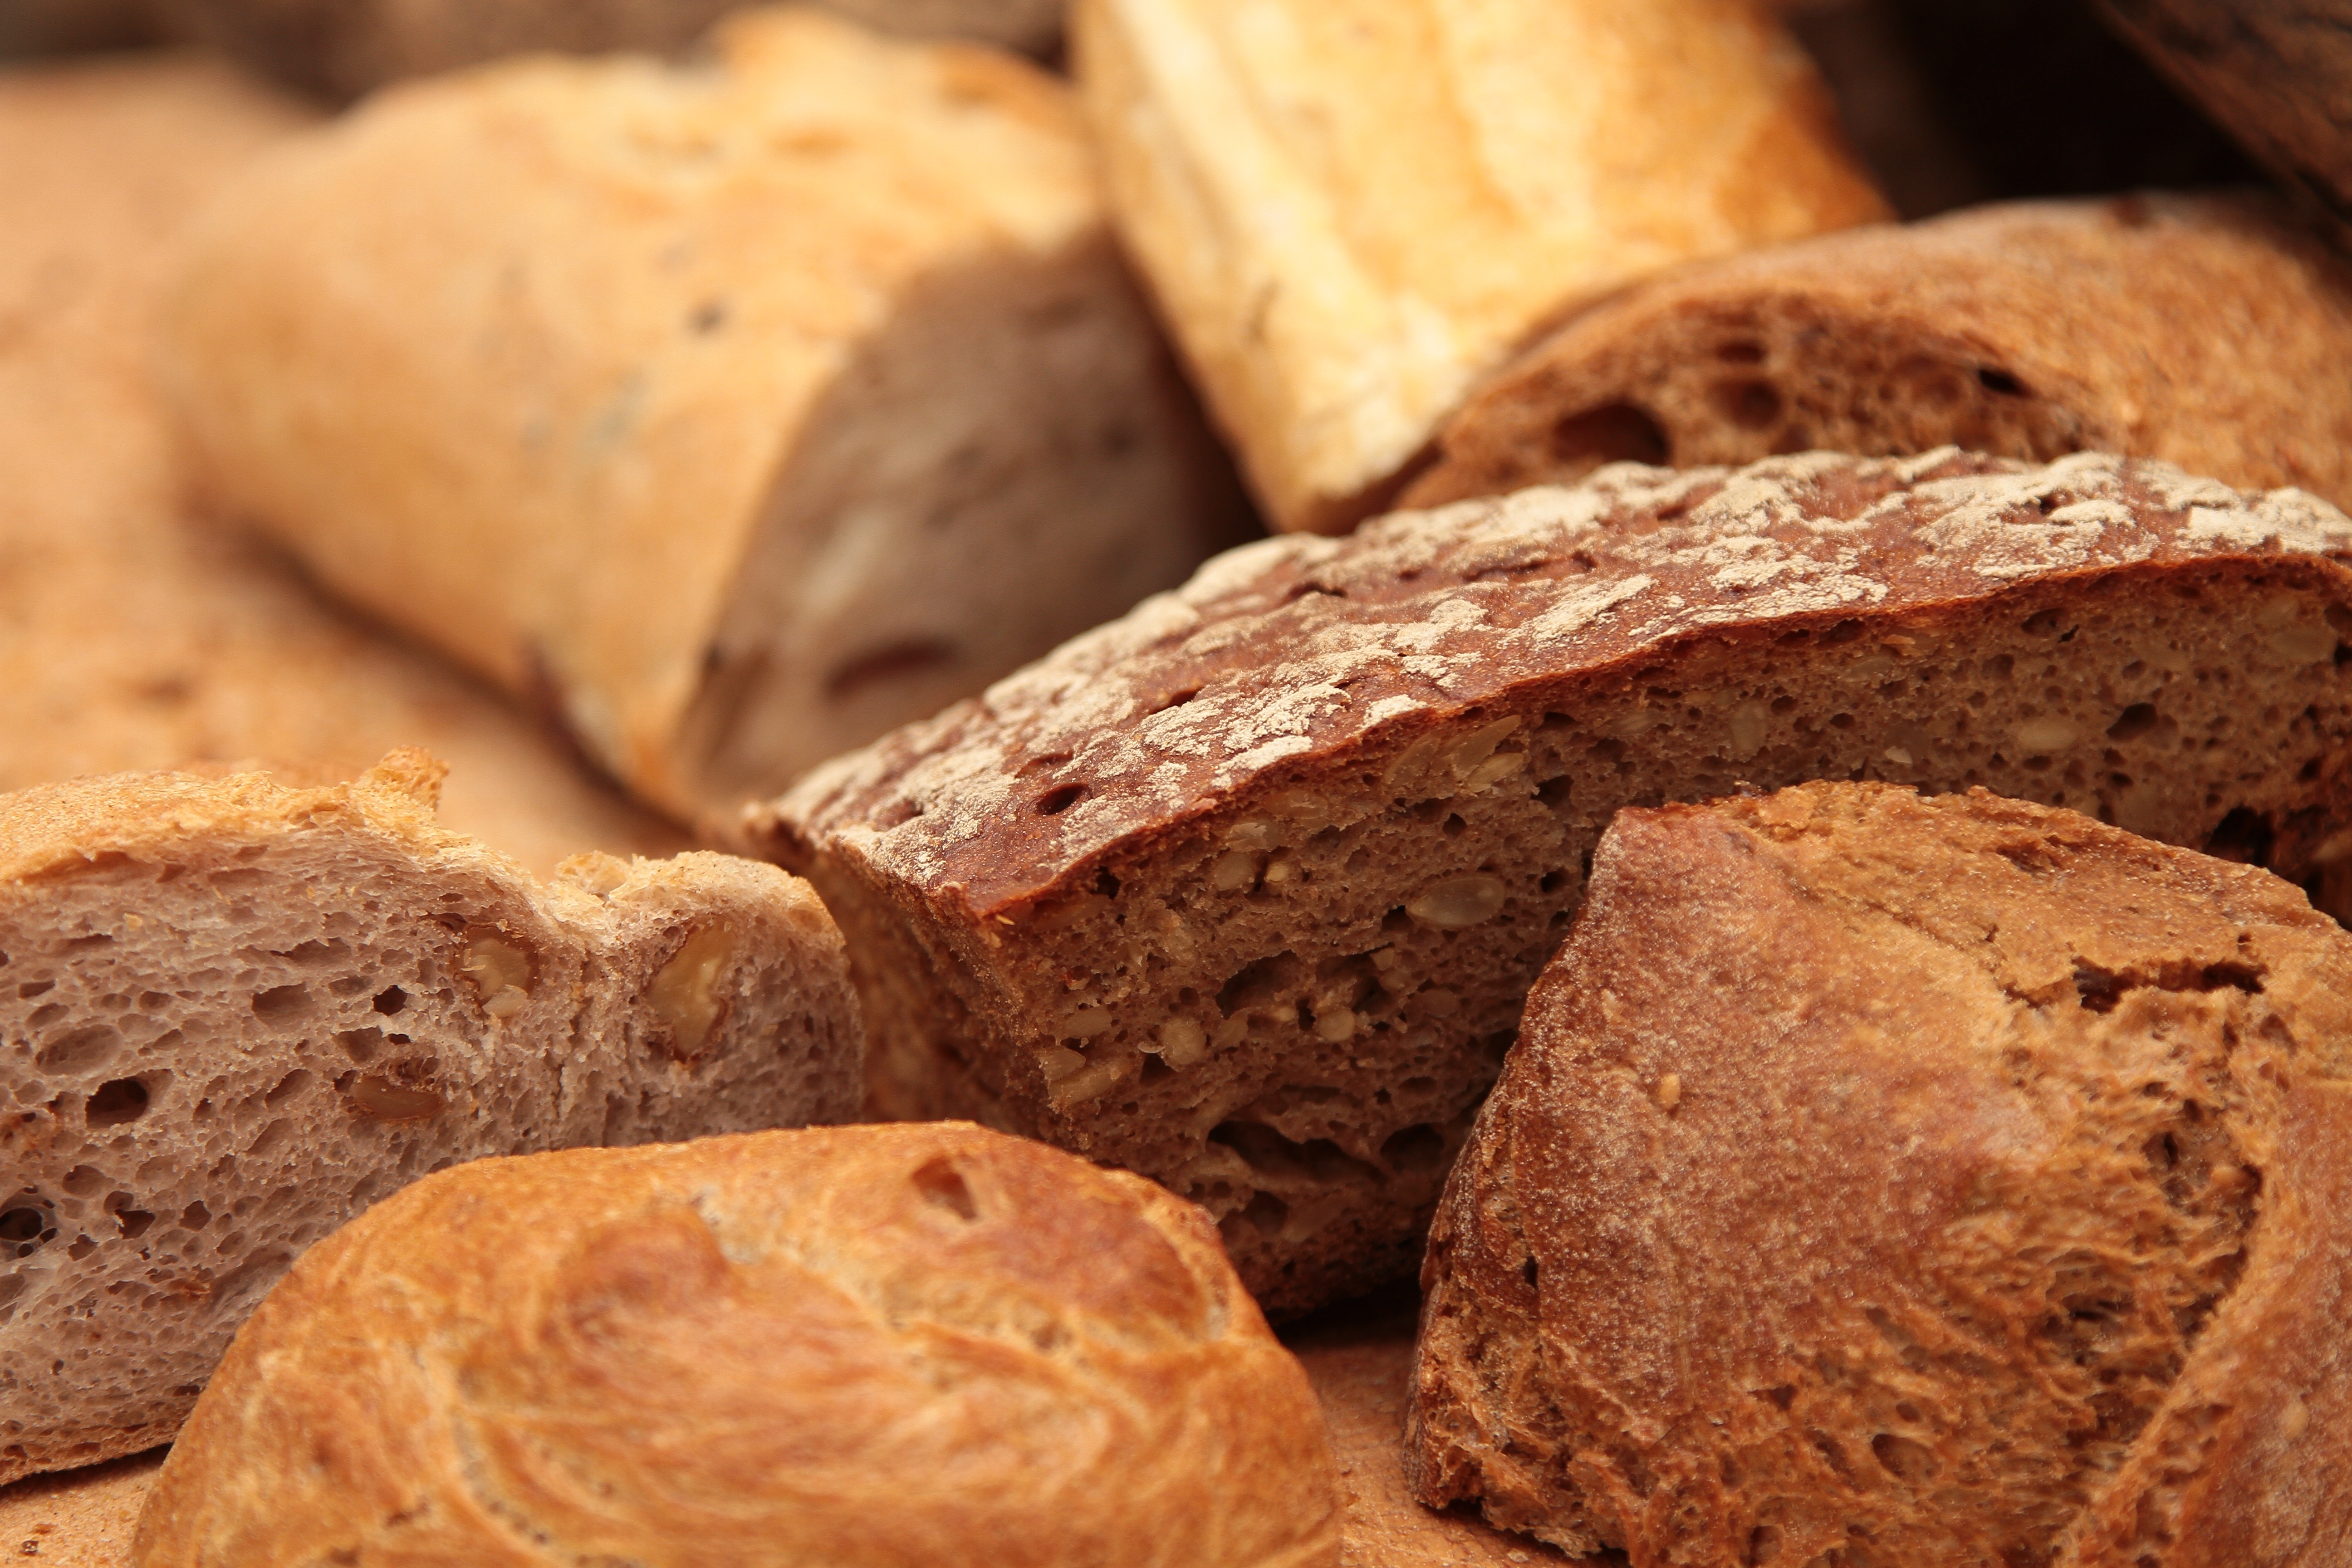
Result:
[753, 450, 2352, 1314]
[0, 751, 861, 1485]
[1409, 781, 2352, 1564]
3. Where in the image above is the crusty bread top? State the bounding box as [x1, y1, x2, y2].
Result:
[756, 450, 2352, 913]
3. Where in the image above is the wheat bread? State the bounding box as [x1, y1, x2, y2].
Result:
[158, 6, 1241, 826]
[132, 1122, 1338, 1568]
[0, 752, 862, 1485]
[0, 52, 685, 876]
[1409, 781, 2352, 1565]
[753, 450, 2352, 1315]
[0, 1450, 161, 1568]
[1405, 194, 2352, 517]
[1071, 0, 1887, 534]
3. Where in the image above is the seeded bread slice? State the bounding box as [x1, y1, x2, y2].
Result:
[0, 751, 862, 1485]
[1402, 194, 2352, 517]
[1409, 782, 2352, 1564]
[751, 450, 2352, 1316]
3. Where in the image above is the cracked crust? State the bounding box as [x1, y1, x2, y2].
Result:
[132, 1124, 1341, 1568]
[1409, 783, 2352, 1566]
[752, 450, 2352, 1314]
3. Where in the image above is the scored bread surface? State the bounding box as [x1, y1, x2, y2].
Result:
[0, 752, 861, 1485]
[755, 450, 2352, 1315]
[133, 1123, 1341, 1568]
[1410, 783, 2352, 1565]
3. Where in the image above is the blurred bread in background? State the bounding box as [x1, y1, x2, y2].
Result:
[159, 7, 1246, 827]
[1071, 0, 1890, 534]
[1406, 192, 2352, 511]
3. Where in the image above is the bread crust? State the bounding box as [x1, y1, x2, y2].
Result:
[1405, 194, 2352, 517]
[752, 450, 2352, 1313]
[0, 753, 862, 1485]
[1409, 782, 2352, 1565]
[1072, 0, 1888, 533]
[132, 1122, 1341, 1568]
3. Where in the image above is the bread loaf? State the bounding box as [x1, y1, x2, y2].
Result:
[159, 6, 1241, 825]
[0, 53, 684, 876]
[0, 752, 862, 1485]
[167, 0, 1064, 99]
[1406, 194, 2352, 517]
[132, 1122, 1340, 1568]
[1410, 781, 2352, 1564]
[752, 450, 2352, 1315]
[1071, 0, 1888, 533]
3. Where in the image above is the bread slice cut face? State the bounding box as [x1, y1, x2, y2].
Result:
[0, 750, 861, 1485]
[755, 451, 2352, 1315]
[1410, 782, 2352, 1565]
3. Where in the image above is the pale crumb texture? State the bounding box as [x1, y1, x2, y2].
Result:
[0, 752, 862, 1486]
[132, 1124, 1339, 1568]
[1406, 194, 2352, 521]
[1410, 782, 2352, 1567]
[755, 450, 2352, 1315]
[0, 1449, 160, 1568]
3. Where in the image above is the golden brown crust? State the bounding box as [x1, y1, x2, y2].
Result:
[1072, 0, 1888, 533]
[1405, 194, 2352, 515]
[1409, 783, 2352, 1564]
[133, 1124, 1341, 1568]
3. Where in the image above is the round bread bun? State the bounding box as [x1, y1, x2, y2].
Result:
[132, 1123, 1342, 1567]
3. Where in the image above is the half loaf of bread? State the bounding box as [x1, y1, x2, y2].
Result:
[0, 751, 862, 1485]
[160, 6, 1240, 824]
[1411, 781, 2352, 1565]
[754, 450, 2352, 1315]
[133, 1122, 1340, 1568]
[1404, 194, 2352, 515]
[1072, 0, 1887, 533]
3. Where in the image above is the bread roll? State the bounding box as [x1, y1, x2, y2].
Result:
[1406, 193, 2352, 515]
[751, 450, 2352, 1315]
[160, 7, 1242, 825]
[1411, 781, 2352, 1564]
[132, 1123, 1341, 1568]
[1071, 0, 1888, 533]
[0, 52, 683, 877]
[0, 752, 862, 1485]
[167, 0, 1064, 98]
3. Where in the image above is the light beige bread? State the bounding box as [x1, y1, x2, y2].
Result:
[159, 6, 1241, 826]
[0, 1451, 161, 1568]
[132, 1122, 1340, 1568]
[0, 752, 862, 1486]
[166, 0, 1066, 99]
[1071, 0, 1889, 533]
[1411, 781, 2352, 1564]
[1406, 193, 2352, 516]
[0, 52, 684, 877]
[752, 450, 2352, 1316]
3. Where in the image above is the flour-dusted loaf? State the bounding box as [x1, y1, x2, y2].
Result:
[132, 1122, 1340, 1568]
[0, 752, 861, 1485]
[1406, 194, 2352, 515]
[167, 0, 1065, 98]
[160, 6, 1240, 826]
[754, 450, 2352, 1315]
[1072, 0, 1887, 534]
[1411, 782, 2352, 1565]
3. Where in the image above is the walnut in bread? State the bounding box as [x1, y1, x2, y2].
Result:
[752, 451, 2352, 1316]
[1409, 781, 2352, 1564]
[132, 1122, 1341, 1568]
[0, 751, 861, 1486]
[1405, 194, 2352, 517]
[159, 6, 1242, 826]
[1071, 0, 1888, 533]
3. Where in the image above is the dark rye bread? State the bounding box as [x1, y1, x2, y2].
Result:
[750, 450, 2352, 1316]
[1409, 782, 2352, 1566]
[0, 753, 862, 1485]
[1401, 195, 2352, 518]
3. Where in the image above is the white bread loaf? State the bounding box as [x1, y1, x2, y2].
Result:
[0, 753, 862, 1485]
[159, 6, 1243, 825]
